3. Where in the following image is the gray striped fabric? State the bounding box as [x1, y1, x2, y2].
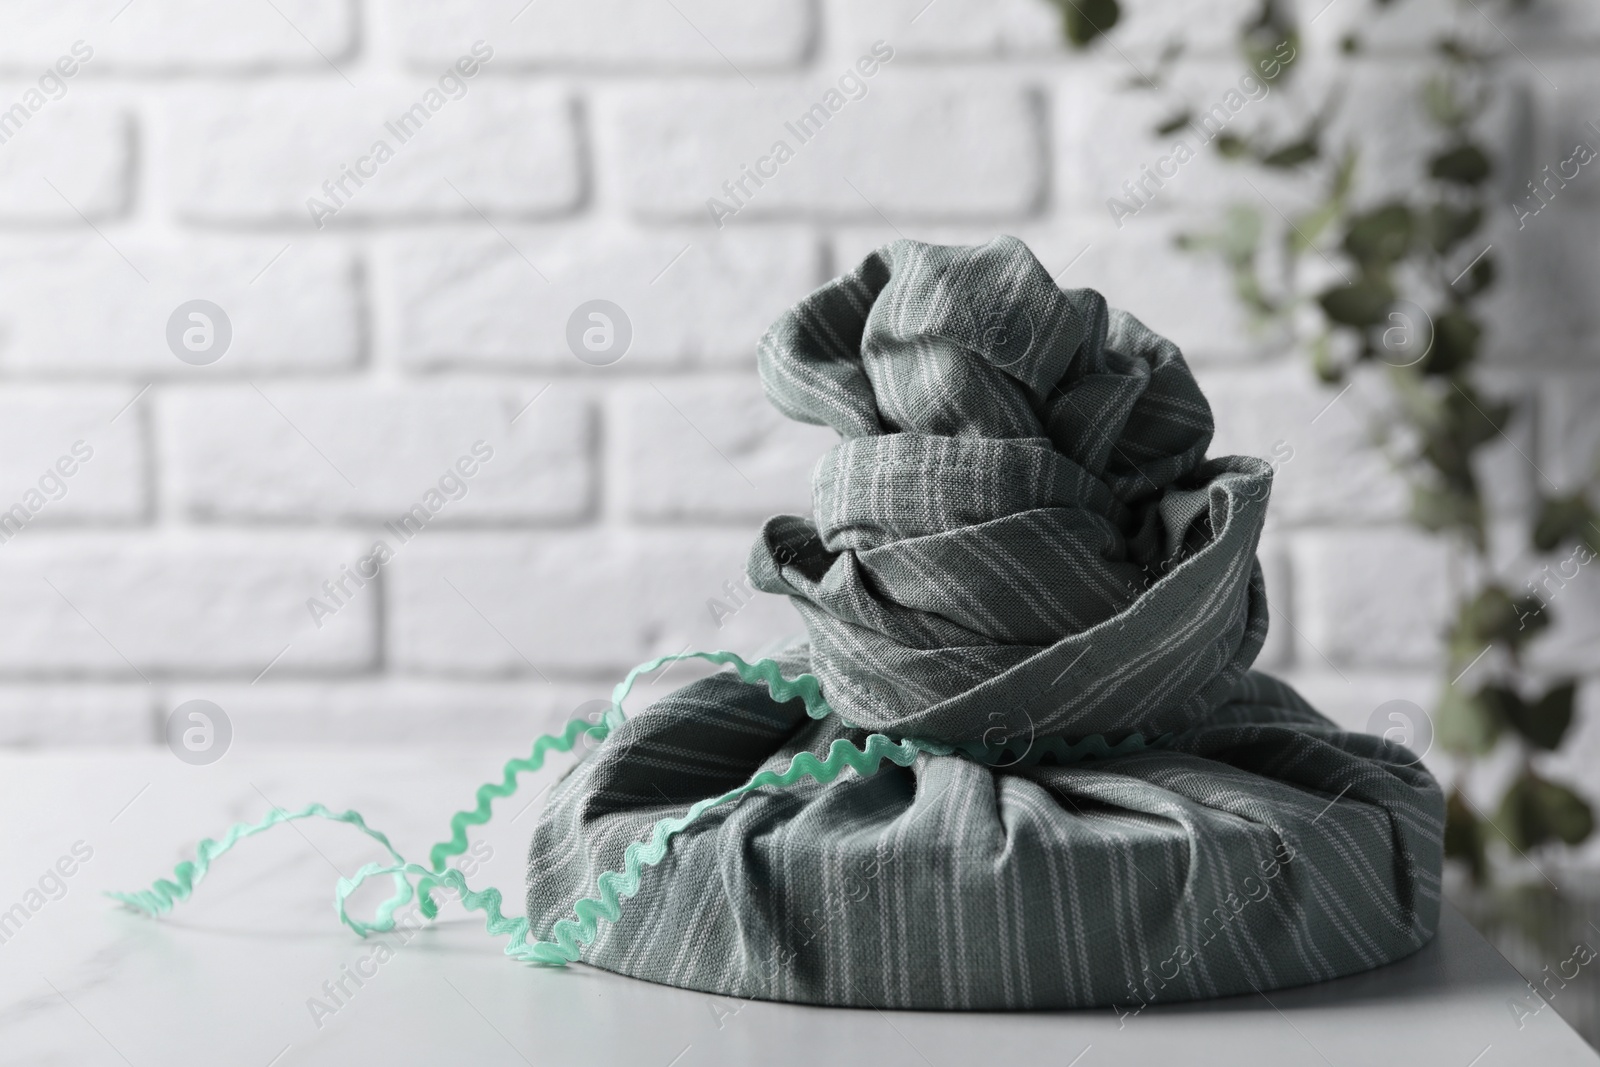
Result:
[526, 237, 1444, 1009]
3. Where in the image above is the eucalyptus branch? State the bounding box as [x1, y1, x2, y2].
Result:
[1060, 0, 1598, 886]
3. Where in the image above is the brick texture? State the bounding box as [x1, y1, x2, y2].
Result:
[160, 381, 594, 521]
[604, 75, 1044, 221]
[0, 238, 361, 376]
[612, 377, 834, 521]
[390, 227, 820, 370]
[0, 0, 1592, 775]
[0, 103, 129, 222]
[165, 84, 581, 226]
[0, 2, 354, 72]
[388, 530, 804, 676]
[0, 533, 374, 677]
[0, 388, 146, 521]
[1291, 528, 1457, 670]
[389, 0, 814, 70]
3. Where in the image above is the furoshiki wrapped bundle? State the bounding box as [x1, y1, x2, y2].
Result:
[524, 236, 1444, 1009]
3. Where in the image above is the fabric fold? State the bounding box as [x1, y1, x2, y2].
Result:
[746, 237, 1269, 741]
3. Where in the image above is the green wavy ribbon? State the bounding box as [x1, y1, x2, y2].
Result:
[333, 729, 934, 963]
[411, 649, 836, 916]
[106, 802, 412, 927]
[415, 713, 612, 918]
[110, 648, 1162, 966]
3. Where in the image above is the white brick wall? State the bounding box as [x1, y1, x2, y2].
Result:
[0, 1, 357, 71]
[166, 84, 582, 225]
[0, 0, 1593, 776]
[0, 532, 374, 675]
[389, 227, 819, 369]
[391, 0, 814, 69]
[0, 238, 361, 375]
[161, 381, 594, 520]
[0, 103, 129, 221]
[612, 377, 833, 520]
[1291, 527, 1458, 670]
[605, 77, 1045, 220]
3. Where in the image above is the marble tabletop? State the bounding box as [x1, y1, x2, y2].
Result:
[1, 748, 1595, 1067]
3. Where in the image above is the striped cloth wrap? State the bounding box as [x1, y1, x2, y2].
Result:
[526, 235, 1445, 1010]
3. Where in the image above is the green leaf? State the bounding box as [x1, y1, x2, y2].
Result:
[1456, 252, 1496, 298]
[1444, 787, 1487, 884]
[1260, 139, 1318, 168]
[1411, 483, 1480, 536]
[1503, 681, 1577, 751]
[1532, 493, 1596, 552]
[1422, 203, 1483, 254]
[1220, 203, 1263, 256]
[1310, 333, 1344, 384]
[1498, 772, 1595, 850]
[1342, 203, 1413, 267]
[1477, 682, 1524, 720]
[1458, 585, 1521, 645]
[1419, 309, 1481, 376]
[1154, 110, 1192, 136]
[1418, 384, 1509, 499]
[1430, 143, 1492, 185]
[1214, 132, 1250, 159]
[1544, 784, 1596, 845]
[1435, 685, 1504, 756]
[1451, 584, 1547, 658]
[1498, 775, 1540, 849]
[1330, 146, 1359, 203]
[1295, 200, 1342, 251]
[1424, 75, 1468, 129]
[1445, 382, 1511, 446]
[1318, 277, 1396, 327]
[1280, 149, 1358, 260]
[1513, 593, 1549, 640]
[1057, 0, 1121, 47]
[1241, 3, 1299, 83]
[1436, 36, 1493, 66]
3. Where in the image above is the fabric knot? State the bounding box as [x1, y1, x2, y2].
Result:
[748, 236, 1273, 743]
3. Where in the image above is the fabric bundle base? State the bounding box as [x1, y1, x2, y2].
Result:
[527, 652, 1443, 1011]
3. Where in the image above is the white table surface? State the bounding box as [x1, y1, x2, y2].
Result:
[2, 748, 1595, 1067]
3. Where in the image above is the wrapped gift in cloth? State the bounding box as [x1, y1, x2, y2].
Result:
[524, 236, 1445, 1010]
[114, 236, 1443, 1015]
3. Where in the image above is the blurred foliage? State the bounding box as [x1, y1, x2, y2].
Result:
[1063, 0, 1596, 885]
[1050, 0, 1121, 46]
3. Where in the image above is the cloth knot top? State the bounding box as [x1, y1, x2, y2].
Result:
[748, 236, 1273, 744]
